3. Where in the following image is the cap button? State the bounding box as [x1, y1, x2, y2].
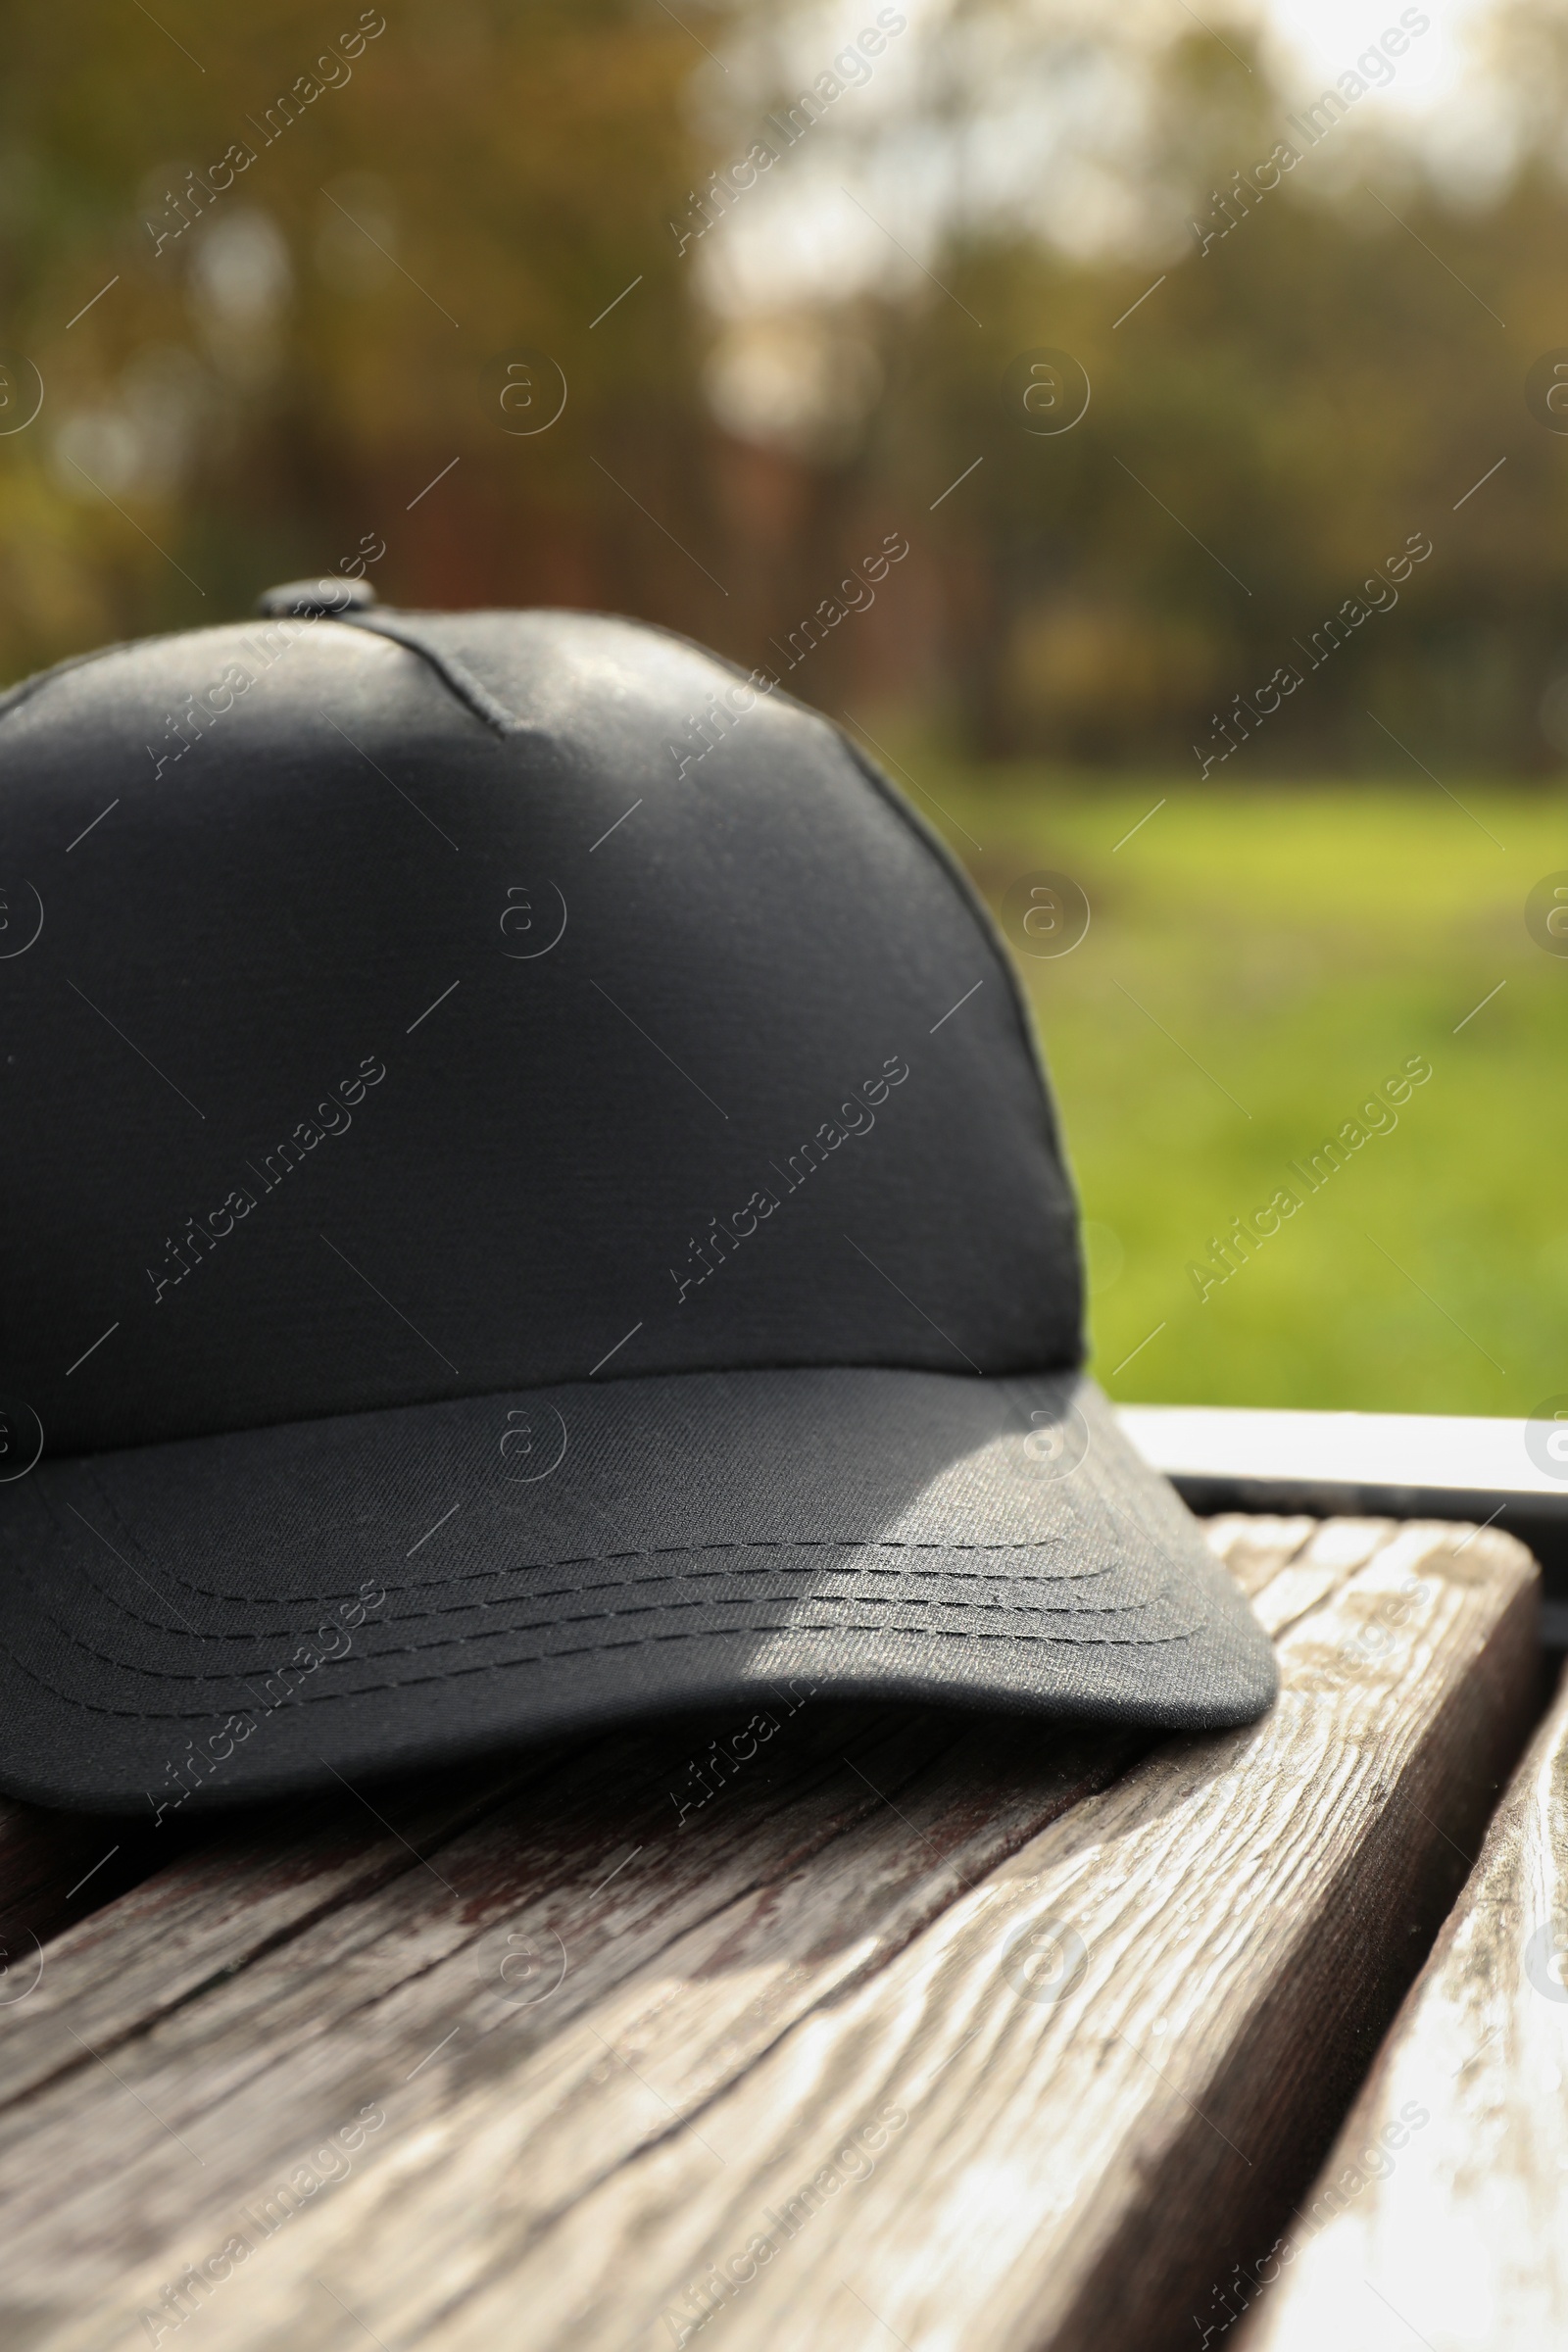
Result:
[255, 577, 379, 619]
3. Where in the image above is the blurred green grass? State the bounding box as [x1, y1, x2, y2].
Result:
[898, 758, 1568, 1415]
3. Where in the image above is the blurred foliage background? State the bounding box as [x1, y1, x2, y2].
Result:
[3, 0, 1565, 1411]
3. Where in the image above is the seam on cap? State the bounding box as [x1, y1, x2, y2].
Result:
[0, 611, 416, 734]
[0, 637, 150, 730]
[833, 733, 1085, 1298]
[27, 1359, 1088, 1466]
[332, 612, 526, 736]
[628, 613, 1074, 1195]
[0, 612, 525, 741]
[627, 612, 1086, 1365]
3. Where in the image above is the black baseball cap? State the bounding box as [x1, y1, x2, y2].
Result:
[0, 583, 1275, 1813]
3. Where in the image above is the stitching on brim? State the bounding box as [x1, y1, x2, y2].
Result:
[26, 1559, 1193, 1690]
[59, 1476, 1121, 1608]
[54, 1537, 1153, 1644]
[3, 1604, 1207, 1727]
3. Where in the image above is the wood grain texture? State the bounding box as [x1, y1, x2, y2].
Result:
[0, 1762, 540, 2110]
[1237, 1654, 1568, 2352]
[1200, 1515, 1317, 1601]
[0, 1516, 1538, 2352]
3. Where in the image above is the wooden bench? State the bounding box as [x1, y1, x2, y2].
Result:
[1241, 1649, 1568, 2351]
[0, 1511, 1542, 2352]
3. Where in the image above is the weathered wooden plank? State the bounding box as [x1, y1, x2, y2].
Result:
[1200, 1514, 1316, 1598]
[0, 1704, 901, 2241]
[1236, 1653, 1568, 2352]
[5, 1517, 1532, 2352]
[378, 1524, 1531, 2352]
[0, 1761, 541, 2109]
[0, 1694, 1139, 2334]
[1248, 1518, 1395, 1637]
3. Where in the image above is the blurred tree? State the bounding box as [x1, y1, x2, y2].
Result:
[0, 0, 723, 671]
[698, 0, 1568, 772]
[4, 0, 1568, 776]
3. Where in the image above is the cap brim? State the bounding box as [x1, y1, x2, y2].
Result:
[0, 1369, 1277, 1813]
